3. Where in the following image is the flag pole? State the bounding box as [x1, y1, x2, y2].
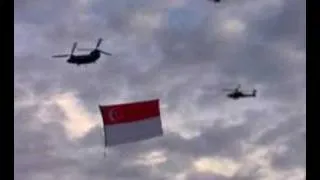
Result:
[102, 130, 107, 158]
[103, 127, 107, 158]
[99, 105, 107, 158]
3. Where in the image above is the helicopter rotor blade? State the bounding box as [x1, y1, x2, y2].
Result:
[71, 42, 77, 54]
[98, 49, 112, 56]
[52, 54, 69, 58]
[96, 38, 103, 48]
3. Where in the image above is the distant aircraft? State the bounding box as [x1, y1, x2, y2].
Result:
[223, 84, 257, 100]
[208, 0, 221, 3]
[52, 38, 112, 66]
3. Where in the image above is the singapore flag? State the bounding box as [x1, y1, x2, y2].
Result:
[99, 99, 163, 146]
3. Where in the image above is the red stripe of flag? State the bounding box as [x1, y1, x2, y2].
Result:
[99, 99, 160, 125]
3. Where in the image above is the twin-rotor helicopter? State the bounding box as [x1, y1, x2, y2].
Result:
[52, 0, 221, 65]
[52, 38, 112, 65]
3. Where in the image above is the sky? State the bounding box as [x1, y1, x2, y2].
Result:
[14, 0, 306, 179]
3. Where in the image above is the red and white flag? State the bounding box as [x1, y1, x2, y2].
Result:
[99, 99, 163, 146]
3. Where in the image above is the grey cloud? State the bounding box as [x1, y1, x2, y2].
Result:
[152, 0, 305, 93]
[248, 0, 305, 48]
[256, 114, 305, 145]
[270, 130, 306, 170]
[14, 107, 78, 180]
[14, 0, 74, 24]
[81, 163, 154, 180]
[186, 172, 229, 180]
[218, 42, 289, 83]
[230, 166, 262, 180]
[77, 126, 104, 147]
[252, 114, 306, 170]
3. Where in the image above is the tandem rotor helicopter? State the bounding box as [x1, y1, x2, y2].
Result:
[223, 84, 257, 100]
[52, 38, 112, 66]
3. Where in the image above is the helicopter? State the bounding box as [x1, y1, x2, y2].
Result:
[52, 38, 112, 65]
[208, 0, 221, 3]
[223, 84, 257, 100]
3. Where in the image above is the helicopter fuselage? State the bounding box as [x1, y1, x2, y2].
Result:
[227, 92, 255, 100]
[67, 50, 101, 65]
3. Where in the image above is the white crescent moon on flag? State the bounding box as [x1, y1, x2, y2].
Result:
[108, 108, 119, 122]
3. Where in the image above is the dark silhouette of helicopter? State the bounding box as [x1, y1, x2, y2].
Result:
[52, 38, 112, 65]
[208, 0, 221, 3]
[223, 84, 257, 100]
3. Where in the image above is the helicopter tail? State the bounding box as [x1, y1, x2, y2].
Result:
[252, 89, 257, 97]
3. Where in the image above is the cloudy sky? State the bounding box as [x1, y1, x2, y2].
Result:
[14, 0, 305, 179]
